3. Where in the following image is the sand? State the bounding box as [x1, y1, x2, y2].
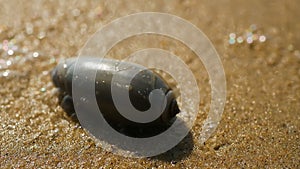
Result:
[0, 0, 299, 168]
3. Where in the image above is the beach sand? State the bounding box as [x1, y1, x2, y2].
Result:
[0, 0, 299, 168]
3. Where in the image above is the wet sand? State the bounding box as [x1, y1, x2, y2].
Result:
[0, 0, 299, 168]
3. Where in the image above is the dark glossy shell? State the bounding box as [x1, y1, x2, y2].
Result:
[52, 57, 180, 137]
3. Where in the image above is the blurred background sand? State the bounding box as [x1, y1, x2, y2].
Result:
[0, 0, 299, 168]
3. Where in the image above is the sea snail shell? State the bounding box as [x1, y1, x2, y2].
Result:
[51, 57, 180, 137]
